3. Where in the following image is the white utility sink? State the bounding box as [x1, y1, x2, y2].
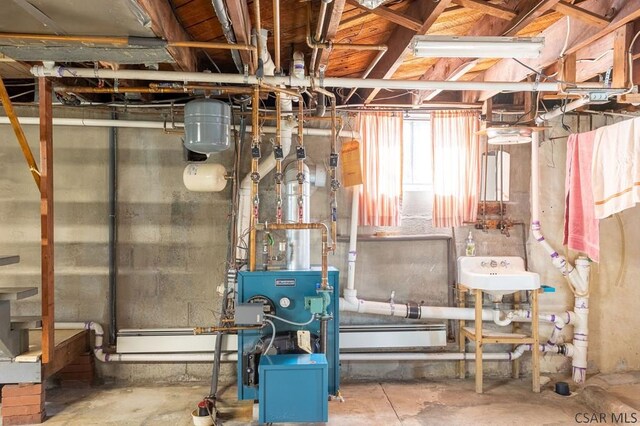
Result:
[457, 256, 540, 297]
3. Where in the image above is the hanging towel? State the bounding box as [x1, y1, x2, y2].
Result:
[563, 131, 599, 262]
[591, 117, 640, 219]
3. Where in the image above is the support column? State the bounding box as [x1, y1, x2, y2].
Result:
[39, 77, 54, 365]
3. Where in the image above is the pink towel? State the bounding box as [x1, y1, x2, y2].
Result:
[563, 131, 599, 262]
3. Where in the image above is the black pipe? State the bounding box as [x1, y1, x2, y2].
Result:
[108, 110, 118, 345]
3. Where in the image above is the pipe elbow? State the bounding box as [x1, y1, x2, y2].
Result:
[492, 309, 512, 327]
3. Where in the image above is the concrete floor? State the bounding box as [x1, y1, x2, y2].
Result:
[4, 376, 635, 426]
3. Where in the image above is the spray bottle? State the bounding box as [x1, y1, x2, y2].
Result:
[465, 231, 476, 256]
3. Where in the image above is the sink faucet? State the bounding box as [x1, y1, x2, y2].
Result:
[500, 260, 510, 267]
[490, 260, 498, 268]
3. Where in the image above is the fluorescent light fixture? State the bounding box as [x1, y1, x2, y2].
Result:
[411, 36, 544, 59]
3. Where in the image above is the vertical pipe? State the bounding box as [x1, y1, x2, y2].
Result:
[108, 110, 118, 345]
[329, 95, 338, 251]
[249, 86, 261, 271]
[273, 0, 281, 73]
[275, 92, 283, 223]
[320, 318, 328, 354]
[297, 100, 305, 223]
[254, 0, 263, 73]
[345, 188, 359, 293]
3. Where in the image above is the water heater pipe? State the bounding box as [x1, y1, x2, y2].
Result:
[249, 86, 261, 271]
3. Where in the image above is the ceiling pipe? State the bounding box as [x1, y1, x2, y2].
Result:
[0, 116, 360, 138]
[308, 0, 332, 75]
[31, 66, 564, 93]
[273, 0, 282, 74]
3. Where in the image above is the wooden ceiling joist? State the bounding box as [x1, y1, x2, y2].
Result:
[416, 0, 562, 103]
[451, 0, 516, 21]
[135, 0, 197, 72]
[476, 0, 640, 101]
[345, 0, 423, 31]
[225, 0, 254, 73]
[554, 1, 611, 28]
[357, 0, 454, 104]
[317, 0, 348, 70]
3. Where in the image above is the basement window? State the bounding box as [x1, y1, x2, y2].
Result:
[402, 118, 433, 221]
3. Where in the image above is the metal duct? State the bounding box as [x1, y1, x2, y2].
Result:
[211, 0, 243, 72]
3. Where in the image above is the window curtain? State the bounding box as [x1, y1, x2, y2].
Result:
[431, 110, 481, 228]
[357, 112, 403, 226]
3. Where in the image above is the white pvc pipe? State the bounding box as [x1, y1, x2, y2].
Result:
[344, 187, 360, 302]
[0, 116, 359, 138]
[31, 66, 562, 92]
[536, 97, 590, 122]
[339, 297, 496, 321]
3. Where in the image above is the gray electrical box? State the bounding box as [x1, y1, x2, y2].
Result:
[235, 303, 265, 325]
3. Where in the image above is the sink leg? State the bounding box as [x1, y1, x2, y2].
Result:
[458, 285, 466, 379]
[512, 290, 521, 379]
[532, 289, 541, 392]
[475, 289, 483, 394]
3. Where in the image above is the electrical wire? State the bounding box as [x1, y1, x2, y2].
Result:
[263, 319, 277, 355]
[559, 16, 571, 59]
[264, 313, 315, 326]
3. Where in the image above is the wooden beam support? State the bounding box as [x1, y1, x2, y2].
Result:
[613, 23, 633, 88]
[226, 0, 255, 73]
[358, 0, 453, 103]
[346, 0, 422, 31]
[0, 77, 41, 188]
[554, 1, 611, 28]
[416, 0, 561, 103]
[135, 0, 197, 72]
[317, 0, 348, 70]
[477, 0, 640, 100]
[39, 77, 54, 365]
[451, 0, 516, 20]
[560, 52, 577, 84]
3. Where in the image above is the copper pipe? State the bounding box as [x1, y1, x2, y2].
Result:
[55, 86, 188, 94]
[273, 0, 281, 73]
[249, 85, 261, 272]
[194, 325, 263, 334]
[275, 91, 283, 224]
[169, 41, 256, 51]
[306, 38, 388, 52]
[297, 100, 305, 223]
[258, 83, 301, 98]
[254, 0, 263, 72]
[0, 77, 40, 188]
[260, 222, 329, 289]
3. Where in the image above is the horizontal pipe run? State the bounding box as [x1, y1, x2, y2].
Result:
[0, 116, 360, 138]
[306, 37, 388, 52]
[32, 66, 567, 93]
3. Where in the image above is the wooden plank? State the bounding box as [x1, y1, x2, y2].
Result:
[346, 0, 422, 31]
[17, 329, 86, 363]
[317, 0, 348, 70]
[560, 52, 577, 84]
[226, 0, 254, 73]
[39, 77, 54, 366]
[136, 0, 197, 71]
[478, 0, 640, 100]
[613, 23, 633, 89]
[452, 0, 516, 20]
[43, 331, 89, 378]
[416, 0, 561, 102]
[554, 1, 611, 28]
[358, 0, 454, 103]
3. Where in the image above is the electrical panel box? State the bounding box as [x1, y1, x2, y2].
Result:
[236, 269, 340, 401]
[258, 354, 328, 424]
[235, 303, 265, 325]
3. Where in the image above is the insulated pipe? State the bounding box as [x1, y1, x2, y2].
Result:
[30, 67, 565, 93]
[259, 222, 329, 289]
[0, 116, 358, 138]
[211, 0, 244, 72]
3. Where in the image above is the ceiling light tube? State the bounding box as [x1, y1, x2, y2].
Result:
[412, 36, 544, 59]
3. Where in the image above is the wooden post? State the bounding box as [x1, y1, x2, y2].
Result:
[474, 289, 483, 394]
[531, 289, 541, 392]
[39, 77, 54, 365]
[458, 285, 466, 379]
[512, 291, 521, 379]
[613, 23, 633, 89]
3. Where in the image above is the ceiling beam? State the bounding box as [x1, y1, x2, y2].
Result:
[416, 0, 562, 103]
[317, 0, 348, 70]
[613, 23, 633, 88]
[451, 0, 516, 20]
[135, 0, 196, 72]
[226, 0, 254, 73]
[476, 0, 640, 100]
[554, 1, 611, 28]
[346, 0, 422, 31]
[357, 0, 454, 103]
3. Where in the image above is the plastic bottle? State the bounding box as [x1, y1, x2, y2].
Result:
[465, 231, 476, 256]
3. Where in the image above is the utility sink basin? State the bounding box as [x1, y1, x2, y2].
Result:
[457, 256, 540, 298]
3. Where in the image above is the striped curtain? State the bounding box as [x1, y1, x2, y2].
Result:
[431, 110, 481, 228]
[357, 112, 403, 226]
